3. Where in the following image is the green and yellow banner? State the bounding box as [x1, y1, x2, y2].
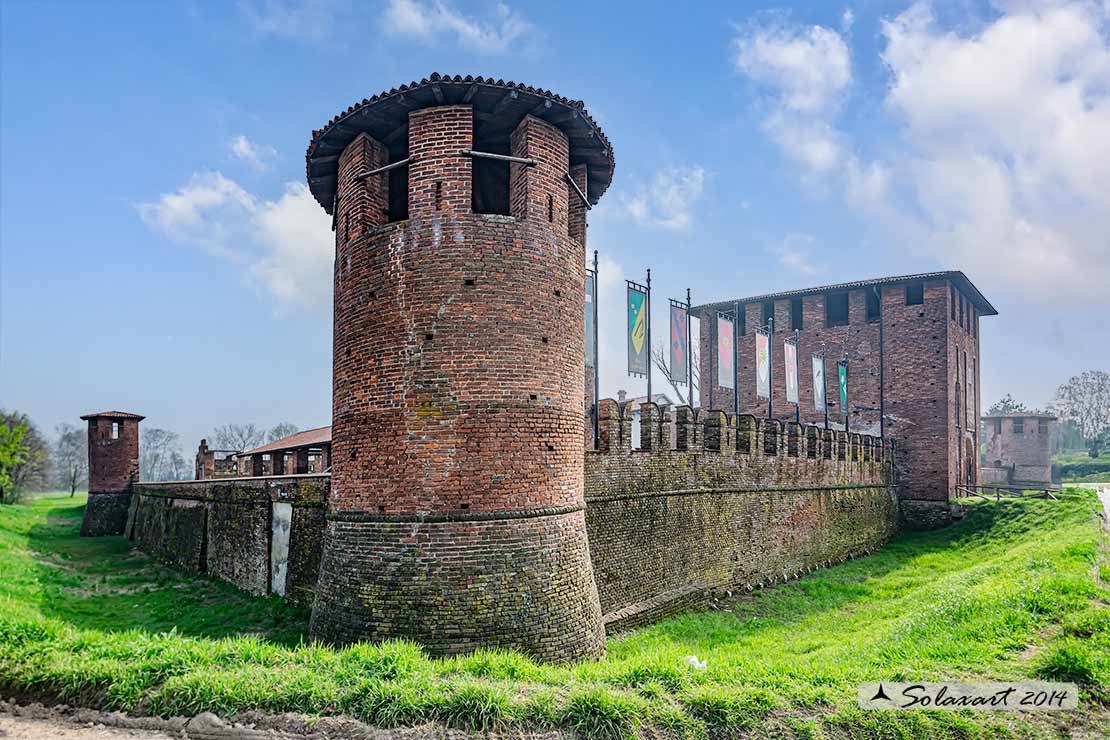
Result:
[627, 285, 648, 376]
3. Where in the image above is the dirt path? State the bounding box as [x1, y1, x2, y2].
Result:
[0, 714, 172, 740]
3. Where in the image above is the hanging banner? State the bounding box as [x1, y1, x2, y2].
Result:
[755, 329, 770, 399]
[670, 303, 689, 385]
[838, 361, 849, 411]
[585, 271, 597, 369]
[717, 313, 734, 389]
[784, 339, 799, 404]
[627, 284, 648, 376]
[812, 354, 826, 413]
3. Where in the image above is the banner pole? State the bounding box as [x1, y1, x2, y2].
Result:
[593, 249, 600, 451]
[767, 316, 774, 420]
[843, 352, 850, 433]
[646, 269, 652, 404]
[874, 286, 885, 438]
[823, 348, 829, 431]
[687, 288, 693, 408]
[794, 330, 801, 424]
[732, 302, 740, 427]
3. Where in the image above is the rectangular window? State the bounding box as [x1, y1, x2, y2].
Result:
[471, 133, 511, 216]
[905, 282, 924, 305]
[866, 288, 880, 323]
[763, 301, 775, 333]
[994, 418, 1002, 434]
[1038, 418, 1048, 435]
[1013, 417, 1024, 434]
[965, 354, 972, 426]
[958, 295, 964, 328]
[826, 292, 849, 327]
[790, 298, 803, 331]
[111, 422, 120, 440]
[951, 285, 958, 320]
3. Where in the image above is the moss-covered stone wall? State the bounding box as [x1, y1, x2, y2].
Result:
[129, 476, 326, 606]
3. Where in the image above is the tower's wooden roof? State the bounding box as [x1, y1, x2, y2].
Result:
[306, 73, 615, 214]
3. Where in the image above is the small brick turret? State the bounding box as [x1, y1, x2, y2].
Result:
[304, 75, 614, 661]
[80, 410, 143, 536]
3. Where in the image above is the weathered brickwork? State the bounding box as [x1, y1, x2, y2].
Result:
[128, 476, 327, 606]
[81, 411, 143, 536]
[696, 274, 994, 529]
[584, 399, 897, 626]
[316, 101, 605, 662]
[982, 413, 1055, 487]
[310, 510, 604, 660]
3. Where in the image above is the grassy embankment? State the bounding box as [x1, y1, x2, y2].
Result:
[0, 490, 1107, 739]
[1054, 453, 1110, 483]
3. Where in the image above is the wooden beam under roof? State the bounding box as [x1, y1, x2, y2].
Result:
[492, 89, 519, 115]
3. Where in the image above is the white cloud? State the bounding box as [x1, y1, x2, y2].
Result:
[239, 0, 342, 41]
[229, 135, 278, 172]
[383, 0, 531, 53]
[732, 17, 886, 203]
[623, 166, 707, 231]
[733, 20, 852, 115]
[842, 8, 855, 32]
[879, 0, 1110, 297]
[138, 173, 332, 308]
[732, 2, 1110, 301]
[768, 233, 818, 275]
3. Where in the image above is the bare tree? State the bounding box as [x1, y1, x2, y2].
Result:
[54, 423, 88, 497]
[210, 423, 265, 453]
[651, 339, 700, 407]
[140, 428, 185, 483]
[1049, 370, 1110, 440]
[267, 422, 300, 444]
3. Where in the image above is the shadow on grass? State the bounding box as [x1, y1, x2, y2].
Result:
[627, 496, 1091, 650]
[21, 498, 309, 645]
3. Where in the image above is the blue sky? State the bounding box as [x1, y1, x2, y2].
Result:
[3, 0, 1108, 451]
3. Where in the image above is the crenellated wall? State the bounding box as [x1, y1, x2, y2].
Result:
[127, 475, 327, 606]
[583, 399, 898, 631]
[119, 401, 898, 638]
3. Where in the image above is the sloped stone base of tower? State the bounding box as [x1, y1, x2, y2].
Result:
[80, 492, 132, 537]
[308, 509, 605, 663]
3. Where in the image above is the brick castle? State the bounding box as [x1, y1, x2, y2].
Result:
[78, 74, 995, 662]
[694, 273, 995, 529]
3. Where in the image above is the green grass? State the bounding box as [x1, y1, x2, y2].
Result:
[0, 491, 1108, 739]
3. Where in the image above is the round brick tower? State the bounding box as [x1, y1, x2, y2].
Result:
[304, 75, 613, 662]
[80, 410, 143, 536]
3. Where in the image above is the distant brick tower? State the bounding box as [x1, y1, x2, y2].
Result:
[304, 74, 614, 661]
[80, 411, 143, 536]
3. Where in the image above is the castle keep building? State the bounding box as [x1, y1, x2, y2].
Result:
[694, 272, 996, 529]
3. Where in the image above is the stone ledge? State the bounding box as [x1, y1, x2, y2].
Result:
[603, 584, 707, 634]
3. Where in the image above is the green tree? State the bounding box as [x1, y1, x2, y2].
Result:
[0, 410, 50, 503]
[0, 420, 28, 504]
[986, 394, 1029, 415]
